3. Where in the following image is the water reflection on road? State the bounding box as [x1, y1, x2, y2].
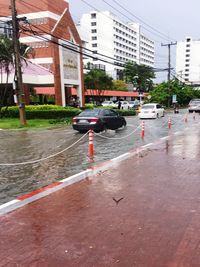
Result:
[0, 109, 197, 204]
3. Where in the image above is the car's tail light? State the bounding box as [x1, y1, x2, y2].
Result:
[73, 117, 77, 123]
[89, 117, 99, 124]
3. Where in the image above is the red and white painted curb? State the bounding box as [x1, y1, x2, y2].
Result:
[1, 129, 188, 216]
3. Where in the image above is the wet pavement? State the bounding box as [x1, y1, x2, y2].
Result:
[0, 109, 194, 204]
[0, 123, 200, 266]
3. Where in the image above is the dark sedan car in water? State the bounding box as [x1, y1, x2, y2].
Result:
[72, 108, 126, 133]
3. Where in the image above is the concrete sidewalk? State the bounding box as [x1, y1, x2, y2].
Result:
[0, 126, 200, 267]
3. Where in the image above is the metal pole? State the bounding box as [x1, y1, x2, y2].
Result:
[168, 44, 171, 82]
[161, 42, 177, 107]
[11, 0, 26, 125]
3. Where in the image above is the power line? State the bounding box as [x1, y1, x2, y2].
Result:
[101, 0, 172, 42]
[20, 24, 125, 67]
[110, 0, 176, 42]
[80, 0, 169, 43]
[20, 23, 168, 73]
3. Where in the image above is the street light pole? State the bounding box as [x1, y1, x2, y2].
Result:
[10, 0, 26, 125]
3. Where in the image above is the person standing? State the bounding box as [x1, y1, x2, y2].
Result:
[118, 100, 121, 109]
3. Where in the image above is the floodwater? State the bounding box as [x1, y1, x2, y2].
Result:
[0, 109, 197, 204]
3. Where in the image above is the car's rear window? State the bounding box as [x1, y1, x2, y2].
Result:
[190, 100, 200, 105]
[79, 109, 100, 117]
[142, 105, 155, 109]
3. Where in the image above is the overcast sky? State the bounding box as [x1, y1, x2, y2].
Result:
[70, 0, 200, 81]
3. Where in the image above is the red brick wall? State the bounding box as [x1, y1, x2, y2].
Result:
[0, 0, 68, 16]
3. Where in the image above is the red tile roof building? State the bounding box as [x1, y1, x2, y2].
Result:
[0, 0, 84, 106]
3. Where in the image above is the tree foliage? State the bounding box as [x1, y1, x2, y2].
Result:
[0, 35, 33, 116]
[124, 61, 155, 92]
[0, 35, 14, 113]
[150, 80, 200, 107]
[112, 80, 127, 91]
[84, 69, 113, 103]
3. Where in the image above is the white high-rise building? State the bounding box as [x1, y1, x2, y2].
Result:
[176, 37, 200, 85]
[77, 11, 155, 79]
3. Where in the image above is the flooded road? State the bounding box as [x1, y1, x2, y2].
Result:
[0, 109, 197, 204]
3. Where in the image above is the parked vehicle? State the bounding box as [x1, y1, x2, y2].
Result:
[113, 101, 130, 109]
[188, 99, 200, 113]
[72, 108, 126, 133]
[129, 100, 140, 109]
[138, 103, 165, 119]
[101, 100, 115, 107]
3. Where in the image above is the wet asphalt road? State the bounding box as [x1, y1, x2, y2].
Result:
[1, 122, 200, 266]
[0, 109, 196, 204]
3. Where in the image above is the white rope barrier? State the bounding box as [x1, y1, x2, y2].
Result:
[93, 125, 141, 140]
[0, 111, 197, 167]
[0, 131, 89, 166]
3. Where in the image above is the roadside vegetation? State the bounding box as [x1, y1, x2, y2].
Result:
[0, 104, 136, 129]
[149, 80, 200, 107]
[0, 118, 71, 129]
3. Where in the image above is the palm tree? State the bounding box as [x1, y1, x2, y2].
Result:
[0, 35, 14, 114]
[0, 35, 33, 116]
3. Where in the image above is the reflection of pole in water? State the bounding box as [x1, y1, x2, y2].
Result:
[165, 140, 169, 153]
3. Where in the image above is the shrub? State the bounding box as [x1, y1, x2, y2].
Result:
[2, 105, 81, 119]
[81, 103, 97, 110]
[117, 109, 136, 116]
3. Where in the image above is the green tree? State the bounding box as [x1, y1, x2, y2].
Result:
[0, 35, 14, 114]
[150, 80, 199, 107]
[0, 35, 33, 116]
[84, 69, 113, 103]
[112, 80, 128, 91]
[124, 61, 155, 92]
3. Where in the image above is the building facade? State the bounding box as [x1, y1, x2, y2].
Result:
[0, 0, 84, 106]
[176, 37, 200, 85]
[77, 11, 155, 79]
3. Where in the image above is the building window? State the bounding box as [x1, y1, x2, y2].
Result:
[186, 54, 190, 57]
[91, 29, 97, 33]
[92, 36, 97, 40]
[185, 69, 189, 72]
[91, 13, 96, 18]
[92, 43, 97, 47]
[185, 64, 189, 67]
[185, 59, 190, 62]
[91, 22, 96, 26]
[186, 49, 190, 52]
[186, 38, 191, 42]
[186, 44, 190, 47]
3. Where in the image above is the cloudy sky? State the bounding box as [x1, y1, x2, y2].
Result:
[69, 0, 200, 81]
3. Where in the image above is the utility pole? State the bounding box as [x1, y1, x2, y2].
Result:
[161, 42, 177, 106]
[11, 0, 26, 125]
[161, 42, 177, 82]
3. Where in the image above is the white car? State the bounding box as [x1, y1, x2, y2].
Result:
[101, 101, 115, 107]
[188, 99, 200, 113]
[113, 101, 130, 110]
[129, 100, 140, 109]
[138, 103, 165, 119]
